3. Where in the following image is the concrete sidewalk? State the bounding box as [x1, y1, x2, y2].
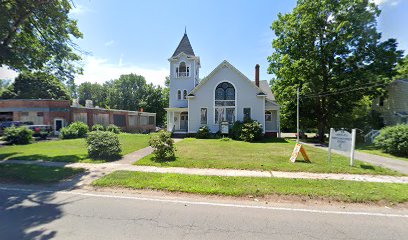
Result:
[301, 141, 408, 175]
[2, 159, 408, 184]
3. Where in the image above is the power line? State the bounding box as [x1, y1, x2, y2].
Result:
[302, 81, 388, 97]
[300, 82, 389, 98]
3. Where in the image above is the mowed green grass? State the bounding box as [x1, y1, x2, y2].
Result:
[0, 164, 84, 183]
[0, 133, 150, 163]
[93, 171, 408, 203]
[357, 144, 408, 162]
[135, 138, 401, 175]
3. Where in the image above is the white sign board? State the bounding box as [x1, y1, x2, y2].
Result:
[330, 130, 352, 152]
[328, 128, 356, 166]
[221, 122, 229, 134]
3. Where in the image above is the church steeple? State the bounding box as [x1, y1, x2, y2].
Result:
[172, 31, 195, 57]
[168, 31, 200, 108]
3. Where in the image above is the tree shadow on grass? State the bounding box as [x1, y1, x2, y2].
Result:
[359, 164, 376, 170]
[0, 153, 87, 163]
[255, 137, 289, 144]
[151, 155, 177, 163]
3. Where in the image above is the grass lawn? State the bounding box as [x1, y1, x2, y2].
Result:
[135, 138, 401, 176]
[357, 144, 408, 162]
[0, 133, 151, 163]
[0, 164, 84, 183]
[93, 171, 408, 203]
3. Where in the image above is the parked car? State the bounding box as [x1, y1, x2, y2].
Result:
[0, 121, 24, 135]
[0, 121, 23, 129]
[27, 125, 53, 139]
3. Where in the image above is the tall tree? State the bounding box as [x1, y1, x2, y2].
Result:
[268, 0, 402, 140]
[78, 82, 108, 107]
[107, 73, 146, 111]
[0, 71, 71, 100]
[0, 0, 83, 83]
[395, 55, 408, 79]
[142, 83, 166, 125]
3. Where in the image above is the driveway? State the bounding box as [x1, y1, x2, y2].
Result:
[301, 142, 408, 175]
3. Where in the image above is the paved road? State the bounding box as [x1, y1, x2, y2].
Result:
[1, 187, 407, 240]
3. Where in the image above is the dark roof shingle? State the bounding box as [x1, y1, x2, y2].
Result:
[172, 33, 195, 57]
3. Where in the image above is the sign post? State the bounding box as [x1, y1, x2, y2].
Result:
[328, 128, 356, 166]
[350, 129, 356, 166]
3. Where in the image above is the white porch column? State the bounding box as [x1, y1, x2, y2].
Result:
[166, 111, 170, 131]
[171, 111, 175, 132]
[167, 111, 174, 132]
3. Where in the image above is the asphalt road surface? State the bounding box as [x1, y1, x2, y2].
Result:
[1, 187, 407, 240]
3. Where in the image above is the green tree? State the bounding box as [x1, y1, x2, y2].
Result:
[78, 82, 108, 107]
[107, 73, 146, 111]
[0, 0, 83, 83]
[395, 55, 408, 79]
[0, 71, 70, 100]
[268, 0, 402, 141]
[143, 83, 166, 125]
[161, 76, 170, 125]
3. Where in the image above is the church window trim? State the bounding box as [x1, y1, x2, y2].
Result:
[177, 61, 190, 78]
[183, 89, 187, 99]
[213, 81, 237, 124]
[177, 90, 181, 100]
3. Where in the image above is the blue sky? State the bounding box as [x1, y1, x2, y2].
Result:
[1, 0, 407, 86]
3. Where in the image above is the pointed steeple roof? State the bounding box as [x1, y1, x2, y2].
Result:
[172, 32, 195, 57]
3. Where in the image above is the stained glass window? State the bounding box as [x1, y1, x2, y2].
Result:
[200, 108, 207, 124]
[214, 82, 236, 124]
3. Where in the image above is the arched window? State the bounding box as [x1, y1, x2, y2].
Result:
[177, 90, 181, 100]
[177, 62, 189, 77]
[183, 90, 187, 99]
[214, 82, 236, 124]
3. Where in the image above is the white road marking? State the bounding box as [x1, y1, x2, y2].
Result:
[1, 186, 407, 218]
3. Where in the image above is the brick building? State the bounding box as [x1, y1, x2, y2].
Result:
[0, 99, 156, 134]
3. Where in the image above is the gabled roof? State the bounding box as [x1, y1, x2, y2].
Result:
[258, 80, 276, 101]
[190, 60, 264, 95]
[172, 33, 195, 57]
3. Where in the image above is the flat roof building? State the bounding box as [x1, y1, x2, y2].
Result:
[0, 99, 156, 134]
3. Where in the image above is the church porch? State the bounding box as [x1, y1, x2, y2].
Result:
[165, 108, 189, 133]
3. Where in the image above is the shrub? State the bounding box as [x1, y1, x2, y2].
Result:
[92, 124, 105, 131]
[149, 131, 176, 161]
[60, 127, 78, 139]
[106, 124, 121, 134]
[241, 120, 263, 142]
[3, 126, 33, 144]
[374, 124, 408, 156]
[230, 121, 244, 140]
[196, 125, 210, 139]
[230, 120, 263, 142]
[60, 121, 89, 139]
[86, 131, 122, 160]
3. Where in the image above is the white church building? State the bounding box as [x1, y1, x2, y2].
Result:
[165, 32, 281, 137]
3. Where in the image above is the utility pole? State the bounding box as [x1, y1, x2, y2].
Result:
[297, 87, 300, 143]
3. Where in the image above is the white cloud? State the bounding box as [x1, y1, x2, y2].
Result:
[104, 40, 115, 47]
[0, 66, 18, 80]
[76, 56, 168, 86]
[372, 0, 400, 6]
[0, 56, 168, 86]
